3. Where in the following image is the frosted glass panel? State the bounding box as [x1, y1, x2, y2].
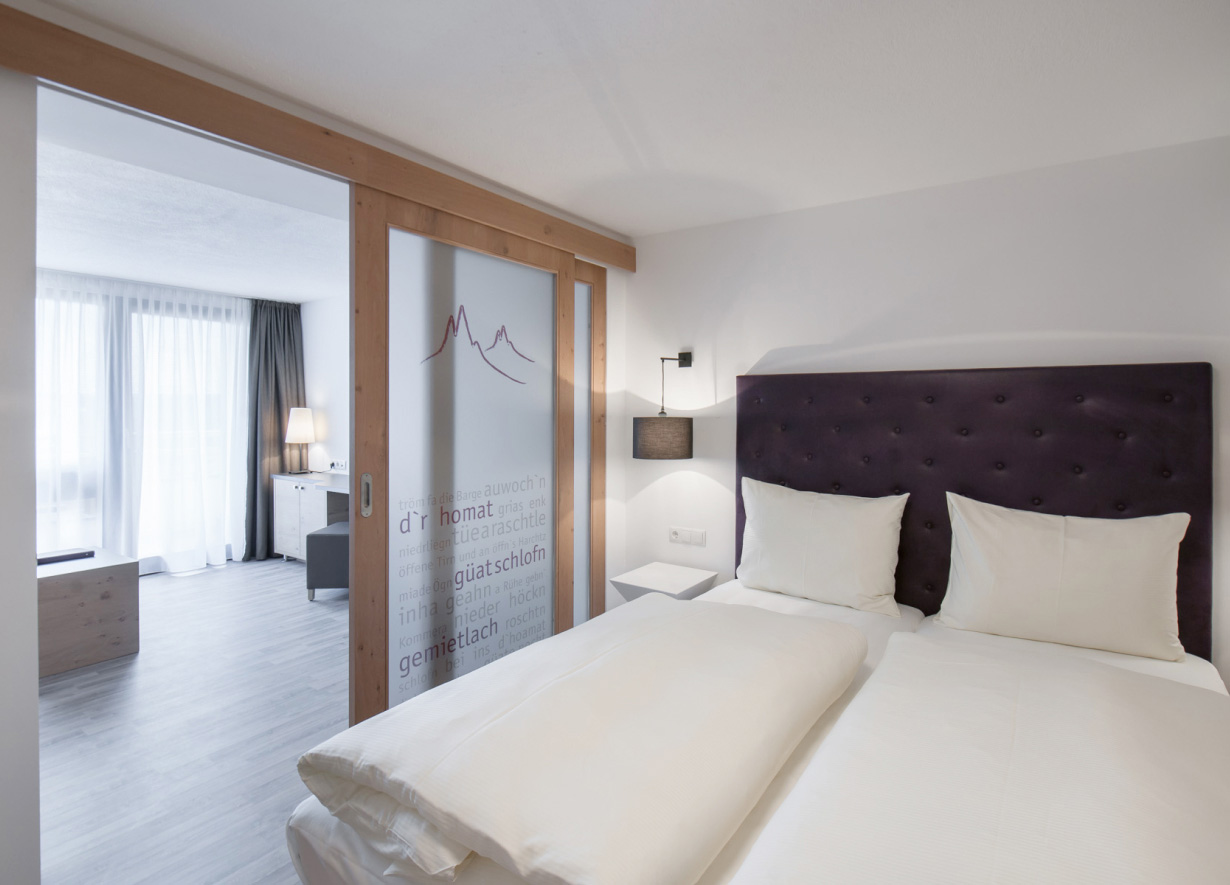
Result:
[387, 229, 555, 706]
[573, 282, 592, 626]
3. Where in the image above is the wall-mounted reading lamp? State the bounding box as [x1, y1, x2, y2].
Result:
[633, 352, 694, 460]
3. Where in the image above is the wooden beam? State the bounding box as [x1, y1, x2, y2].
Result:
[553, 254, 576, 633]
[576, 260, 607, 618]
[0, 3, 636, 272]
[350, 185, 389, 725]
[382, 198, 567, 273]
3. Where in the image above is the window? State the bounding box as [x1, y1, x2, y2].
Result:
[36, 270, 251, 572]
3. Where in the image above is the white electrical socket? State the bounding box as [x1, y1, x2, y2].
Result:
[669, 526, 707, 546]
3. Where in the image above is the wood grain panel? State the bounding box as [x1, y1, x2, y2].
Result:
[0, 3, 636, 271]
[576, 260, 608, 618]
[350, 184, 389, 725]
[38, 560, 139, 677]
[382, 197, 569, 273]
[553, 254, 576, 633]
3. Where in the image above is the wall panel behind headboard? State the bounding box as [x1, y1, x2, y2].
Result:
[736, 363, 1213, 659]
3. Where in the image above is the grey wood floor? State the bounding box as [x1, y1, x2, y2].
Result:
[39, 558, 349, 885]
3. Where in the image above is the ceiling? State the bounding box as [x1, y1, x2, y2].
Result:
[27, 0, 1230, 239]
[38, 88, 349, 301]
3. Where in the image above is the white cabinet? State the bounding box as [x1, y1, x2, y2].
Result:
[273, 477, 305, 557]
[273, 473, 349, 559]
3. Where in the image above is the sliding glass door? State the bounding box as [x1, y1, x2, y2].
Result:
[385, 230, 557, 705]
[351, 187, 603, 722]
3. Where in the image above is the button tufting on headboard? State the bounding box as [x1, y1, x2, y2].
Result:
[735, 363, 1213, 659]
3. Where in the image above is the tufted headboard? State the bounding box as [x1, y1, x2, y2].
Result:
[735, 363, 1214, 659]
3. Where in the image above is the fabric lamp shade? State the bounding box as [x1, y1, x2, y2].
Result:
[285, 407, 316, 445]
[633, 416, 693, 460]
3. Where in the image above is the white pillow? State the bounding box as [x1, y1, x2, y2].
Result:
[936, 492, 1190, 661]
[737, 477, 907, 616]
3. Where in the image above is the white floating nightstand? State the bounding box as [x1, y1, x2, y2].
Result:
[611, 562, 718, 602]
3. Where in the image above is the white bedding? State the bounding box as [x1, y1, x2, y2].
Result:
[699, 581, 922, 671]
[917, 615, 1227, 694]
[288, 583, 924, 885]
[731, 631, 1230, 884]
[297, 591, 868, 885]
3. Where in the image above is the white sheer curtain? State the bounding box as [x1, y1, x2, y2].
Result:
[36, 270, 251, 572]
[35, 277, 110, 552]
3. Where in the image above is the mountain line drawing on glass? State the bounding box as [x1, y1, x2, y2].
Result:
[421, 304, 534, 384]
[487, 326, 535, 363]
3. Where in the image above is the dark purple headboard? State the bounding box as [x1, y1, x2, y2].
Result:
[736, 363, 1213, 659]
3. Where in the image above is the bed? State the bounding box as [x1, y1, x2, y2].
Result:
[289, 362, 1223, 884]
[288, 585, 924, 885]
[729, 362, 1228, 883]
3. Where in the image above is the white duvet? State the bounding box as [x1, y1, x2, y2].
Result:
[732, 632, 1230, 884]
[299, 593, 867, 885]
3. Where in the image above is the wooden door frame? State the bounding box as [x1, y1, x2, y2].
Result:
[575, 260, 607, 620]
[352, 185, 584, 725]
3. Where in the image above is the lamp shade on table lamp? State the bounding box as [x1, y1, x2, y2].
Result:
[285, 408, 316, 445]
[285, 407, 315, 474]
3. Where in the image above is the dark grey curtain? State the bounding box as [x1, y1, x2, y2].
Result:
[244, 300, 306, 561]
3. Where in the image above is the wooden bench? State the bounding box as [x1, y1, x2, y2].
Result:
[38, 549, 139, 677]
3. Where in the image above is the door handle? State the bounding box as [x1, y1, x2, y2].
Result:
[360, 473, 373, 518]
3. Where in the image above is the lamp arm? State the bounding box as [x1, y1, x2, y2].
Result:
[659, 357, 667, 416]
[657, 352, 692, 417]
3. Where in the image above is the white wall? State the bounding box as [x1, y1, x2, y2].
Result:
[612, 136, 1230, 680]
[0, 68, 42, 884]
[301, 293, 351, 473]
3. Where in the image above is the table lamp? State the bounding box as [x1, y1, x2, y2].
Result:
[285, 407, 315, 474]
